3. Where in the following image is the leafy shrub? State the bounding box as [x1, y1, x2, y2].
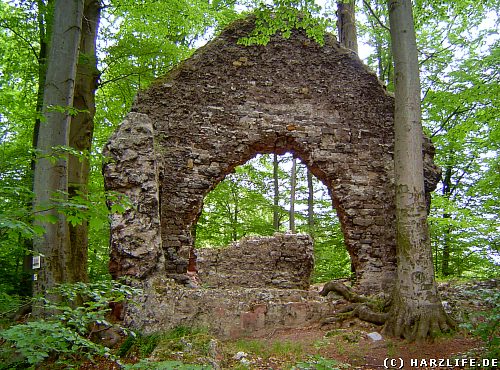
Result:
[40, 280, 139, 335]
[0, 292, 24, 319]
[461, 290, 499, 360]
[1, 320, 109, 365]
[0, 280, 140, 367]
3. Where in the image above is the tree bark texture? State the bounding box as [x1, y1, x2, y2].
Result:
[68, 0, 101, 283]
[337, 1, 358, 54]
[32, 0, 85, 299]
[383, 0, 454, 341]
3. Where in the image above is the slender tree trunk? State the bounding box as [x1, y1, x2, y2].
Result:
[32, 0, 85, 300]
[441, 166, 452, 276]
[383, 0, 454, 341]
[307, 169, 314, 238]
[337, 1, 358, 53]
[230, 183, 239, 241]
[386, 48, 394, 88]
[376, 39, 384, 80]
[233, 200, 238, 241]
[67, 0, 101, 283]
[289, 158, 297, 233]
[364, 0, 393, 87]
[273, 153, 280, 231]
[376, 40, 393, 87]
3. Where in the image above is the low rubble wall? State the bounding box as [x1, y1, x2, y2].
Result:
[195, 233, 314, 290]
[124, 277, 335, 338]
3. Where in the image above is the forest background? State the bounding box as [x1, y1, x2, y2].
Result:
[0, 0, 498, 302]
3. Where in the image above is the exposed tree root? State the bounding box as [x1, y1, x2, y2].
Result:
[321, 303, 388, 326]
[337, 303, 358, 313]
[320, 280, 388, 326]
[321, 312, 352, 326]
[319, 280, 369, 303]
[354, 304, 388, 325]
[383, 299, 457, 342]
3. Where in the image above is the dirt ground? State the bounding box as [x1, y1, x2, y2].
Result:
[79, 324, 485, 369]
[237, 325, 484, 369]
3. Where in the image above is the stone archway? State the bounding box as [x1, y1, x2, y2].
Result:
[103, 17, 440, 295]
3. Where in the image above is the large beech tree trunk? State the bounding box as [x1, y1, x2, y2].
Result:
[383, 0, 454, 340]
[32, 0, 85, 299]
[23, 0, 54, 297]
[68, 0, 101, 283]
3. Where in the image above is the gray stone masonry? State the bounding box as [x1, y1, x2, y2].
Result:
[196, 233, 314, 290]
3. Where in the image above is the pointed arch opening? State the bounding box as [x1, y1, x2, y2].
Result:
[194, 153, 351, 284]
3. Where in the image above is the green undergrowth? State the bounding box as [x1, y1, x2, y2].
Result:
[124, 360, 211, 369]
[118, 326, 214, 366]
[0, 281, 138, 369]
[460, 290, 499, 362]
[229, 338, 305, 362]
[293, 355, 350, 370]
[0, 292, 29, 328]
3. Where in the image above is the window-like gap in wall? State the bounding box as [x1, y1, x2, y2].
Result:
[194, 152, 351, 283]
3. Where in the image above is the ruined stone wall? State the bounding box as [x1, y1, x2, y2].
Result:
[133, 18, 399, 293]
[103, 16, 440, 294]
[103, 114, 164, 278]
[124, 276, 337, 338]
[196, 234, 314, 290]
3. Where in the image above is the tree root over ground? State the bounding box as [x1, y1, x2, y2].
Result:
[382, 299, 457, 342]
[320, 280, 369, 303]
[319, 280, 388, 326]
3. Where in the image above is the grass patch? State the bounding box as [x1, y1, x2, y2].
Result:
[293, 355, 350, 369]
[118, 326, 213, 365]
[223, 338, 305, 368]
[232, 339, 267, 356]
[270, 340, 304, 358]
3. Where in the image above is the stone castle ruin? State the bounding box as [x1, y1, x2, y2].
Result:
[103, 17, 440, 336]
